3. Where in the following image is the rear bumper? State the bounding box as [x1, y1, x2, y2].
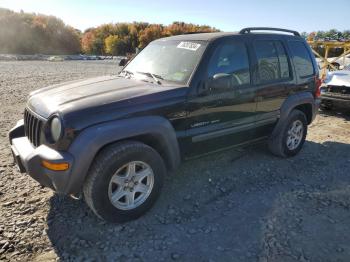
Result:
[9, 120, 74, 193]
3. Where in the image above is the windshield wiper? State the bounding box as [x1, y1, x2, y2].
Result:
[119, 70, 134, 78]
[136, 71, 163, 85]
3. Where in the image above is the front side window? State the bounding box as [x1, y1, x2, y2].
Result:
[288, 41, 314, 77]
[206, 41, 250, 91]
[123, 40, 207, 85]
[254, 40, 291, 83]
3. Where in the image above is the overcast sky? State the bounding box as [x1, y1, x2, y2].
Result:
[1, 0, 349, 32]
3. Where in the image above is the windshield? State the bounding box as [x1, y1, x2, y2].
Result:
[123, 40, 207, 85]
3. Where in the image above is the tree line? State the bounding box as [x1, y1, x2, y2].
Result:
[303, 29, 350, 41]
[0, 8, 218, 55]
[82, 22, 219, 55]
[302, 30, 350, 57]
[0, 8, 349, 56]
[0, 8, 81, 54]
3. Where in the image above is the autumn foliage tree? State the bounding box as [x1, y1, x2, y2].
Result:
[81, 31, 96, 54]
[82, 22, 219, 56]
[0, 8, 81, 54]
[0, 8, 218, 56]
[2, 8, 350, 57]
[165, 21, 216, 36]
[138, 24, 165, 49]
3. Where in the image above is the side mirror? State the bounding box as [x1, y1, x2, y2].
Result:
[197, 74, 233, 96]
[213, 73, 230, 80]
[209, 73, 232, 92]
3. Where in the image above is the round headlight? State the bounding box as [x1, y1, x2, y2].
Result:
[50, 117, 62, 142]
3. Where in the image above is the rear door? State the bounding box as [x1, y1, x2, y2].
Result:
[252, 37, 294, 136]
[185, 37, 258, 157]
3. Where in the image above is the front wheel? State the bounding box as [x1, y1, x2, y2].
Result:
[83, 141, 166, 223]
[268, 109, 308, 157]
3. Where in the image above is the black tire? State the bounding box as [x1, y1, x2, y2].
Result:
[83, 141, 166, 223]
[268, 109, 308, 157]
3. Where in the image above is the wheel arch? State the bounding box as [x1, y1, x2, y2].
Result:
[65, 116, 181, 195]
[272, 92, 317, 138]
[294, 103, 313, 124]
[98, 133, 176, 171]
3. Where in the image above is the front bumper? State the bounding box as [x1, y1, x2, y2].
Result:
[9, 120, 74, 193]
[321, 91, 350, 109]
[321, 92, 350, 103]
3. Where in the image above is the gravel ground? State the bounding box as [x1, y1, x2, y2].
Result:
[1, 61, 350, 262]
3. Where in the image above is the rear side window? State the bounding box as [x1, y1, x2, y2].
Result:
[288, 41, 314, 77]
[275, 42, 290, 78]
[254, 40, 291, 83]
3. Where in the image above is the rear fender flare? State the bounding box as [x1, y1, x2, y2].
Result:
[272, 92, 316, 138]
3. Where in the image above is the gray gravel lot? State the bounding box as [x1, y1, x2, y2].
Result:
[0, 61, 350, 262]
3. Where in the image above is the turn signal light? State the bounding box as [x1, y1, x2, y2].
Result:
[42, 160, 69, 171]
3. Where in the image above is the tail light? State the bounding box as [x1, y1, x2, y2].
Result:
[314, 76, 322, 98]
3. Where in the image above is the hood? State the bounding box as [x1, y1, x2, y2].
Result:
[27, 75, 183, 118]
[325, 70, 350, 87]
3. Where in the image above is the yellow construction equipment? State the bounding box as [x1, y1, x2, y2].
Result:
[307, 40, 350, 78]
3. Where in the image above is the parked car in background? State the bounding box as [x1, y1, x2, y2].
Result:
[316, 54, 350, 70]
[320, 65, 350, 110]
[47, 56, 64, 62]
[9, 27, 321, 222]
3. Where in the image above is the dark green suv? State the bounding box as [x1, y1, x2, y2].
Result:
[9, 27, 321, 222]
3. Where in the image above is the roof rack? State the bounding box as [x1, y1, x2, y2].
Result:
[239, 27, 300, 37]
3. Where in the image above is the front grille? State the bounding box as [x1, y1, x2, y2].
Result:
[328, 85, 350, 95]
[24, 108, 44, 147]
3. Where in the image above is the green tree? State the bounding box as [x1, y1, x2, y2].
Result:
[105, 35, 128, 55]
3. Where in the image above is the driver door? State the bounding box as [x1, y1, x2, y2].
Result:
[185, 38, 258, 157]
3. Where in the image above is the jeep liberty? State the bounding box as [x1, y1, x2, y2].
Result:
[9, 28, 321, 222]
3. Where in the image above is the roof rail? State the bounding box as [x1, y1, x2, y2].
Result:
[239, 27, 300, 36]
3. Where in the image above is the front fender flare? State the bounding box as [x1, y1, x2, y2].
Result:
[65, 116, 180, 194]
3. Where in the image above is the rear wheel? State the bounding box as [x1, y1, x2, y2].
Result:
[83, 141, 166, 223]
[268, 109, 308, 157]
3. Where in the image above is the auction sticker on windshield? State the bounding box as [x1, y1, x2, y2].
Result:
[177, 42, 201, 51]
